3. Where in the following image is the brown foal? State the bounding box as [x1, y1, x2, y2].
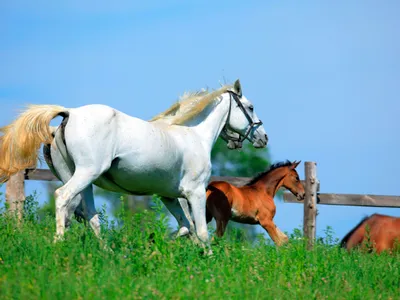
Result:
[206, 160, 305, 246]
[340, 214, 400, 254]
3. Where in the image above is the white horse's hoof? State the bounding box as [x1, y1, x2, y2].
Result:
[53, 234, 64, 243]
[103, 245, 114, 253]
[177, 227, 190, 237]
[205, 248, 213, 256]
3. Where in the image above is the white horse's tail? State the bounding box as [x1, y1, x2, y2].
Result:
[0, 105, 68, 183]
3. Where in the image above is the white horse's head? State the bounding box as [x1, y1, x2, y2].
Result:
[223, 79, 268, 149]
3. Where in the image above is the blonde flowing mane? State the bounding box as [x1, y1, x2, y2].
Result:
[150, 84, 233, 125]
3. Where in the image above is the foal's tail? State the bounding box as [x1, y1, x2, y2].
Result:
[340, 215, 370, 249]
[205, 206, 213, 224]
[0, 105, 68, 182]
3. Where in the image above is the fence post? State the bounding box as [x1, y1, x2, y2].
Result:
[5, 171, 26, 221]
[303, 161, 318, 249]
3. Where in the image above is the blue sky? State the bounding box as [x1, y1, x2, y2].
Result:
[1, 0, 400, 241]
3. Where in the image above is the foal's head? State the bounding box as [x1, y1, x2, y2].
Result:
[247, 160, 305, 201]
[281, 161, 305, 201]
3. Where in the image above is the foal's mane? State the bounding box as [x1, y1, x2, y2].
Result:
[245, 160, 294, 186]
[150, 84, 233, 125]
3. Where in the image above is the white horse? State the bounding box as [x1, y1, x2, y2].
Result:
[0, 79, 268, 249]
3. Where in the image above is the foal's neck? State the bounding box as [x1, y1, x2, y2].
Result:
[254, 168, 288, 197]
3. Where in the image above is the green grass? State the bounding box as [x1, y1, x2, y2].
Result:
[0, 196, 399, 300]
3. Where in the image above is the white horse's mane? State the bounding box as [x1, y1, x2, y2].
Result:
[150, 84, 233, 125]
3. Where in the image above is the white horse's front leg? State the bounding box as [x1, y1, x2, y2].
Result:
[186, 188, 212, 254]
[177, 197, 203, 244]
[161, 197, 192, 238]
[177, 198, 195, 233]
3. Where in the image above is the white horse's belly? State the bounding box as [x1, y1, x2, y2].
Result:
[96, 152, 183, 198]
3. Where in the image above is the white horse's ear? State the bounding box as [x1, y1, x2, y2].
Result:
[233, 79, 242, 97]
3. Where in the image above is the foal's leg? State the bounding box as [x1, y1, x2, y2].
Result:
[206, 189, 231, 238]
[259, 215, 289, 246]
[216, 218, 229, 237]
[208, 202, 230, 237]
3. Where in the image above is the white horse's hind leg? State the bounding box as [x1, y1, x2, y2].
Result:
[44, 143, 85, 230]
[54, 167, 109, 240]
[47, 143, 98, 234]
[80, 185, 101, 237]
[53, 108, 116, 240]
[48, 142, 104, 244]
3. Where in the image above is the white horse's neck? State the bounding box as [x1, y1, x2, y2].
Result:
[192, 93, 231, 153]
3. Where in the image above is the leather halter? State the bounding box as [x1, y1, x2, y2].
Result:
[222, 91, 263, 143]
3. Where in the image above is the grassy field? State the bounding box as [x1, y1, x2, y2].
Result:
[0, 196, 399, 300]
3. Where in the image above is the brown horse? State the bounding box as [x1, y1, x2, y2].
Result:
[340, 214, 400, 254]
[205, 160, 305, 246]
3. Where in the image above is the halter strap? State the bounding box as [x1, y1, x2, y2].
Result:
[222, 91, 263, 143]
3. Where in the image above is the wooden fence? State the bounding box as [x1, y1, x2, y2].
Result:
[4, 161, 400, 249]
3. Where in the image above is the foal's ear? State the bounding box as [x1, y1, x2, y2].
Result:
[291, 160, 301, 169]
[233, 79, 242, 97]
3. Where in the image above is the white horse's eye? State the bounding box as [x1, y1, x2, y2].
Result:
[249, 105, 254, 112]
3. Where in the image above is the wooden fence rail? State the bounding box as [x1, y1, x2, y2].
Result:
[284, 193, 400, 208]
[24, 168, 309, 187]
[4, 162, 400, 248]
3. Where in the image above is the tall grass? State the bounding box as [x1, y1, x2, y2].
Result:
[0, 194, 399, 299]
